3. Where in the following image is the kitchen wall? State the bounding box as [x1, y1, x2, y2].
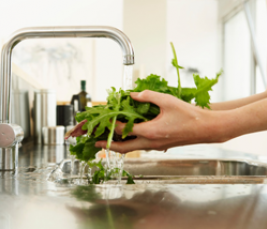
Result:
[166, 0, 220, 101]
[123, 0, 167, 82]
[0, 0, 124, 102]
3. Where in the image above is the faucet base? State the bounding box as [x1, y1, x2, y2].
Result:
[0, 144, 18, 171]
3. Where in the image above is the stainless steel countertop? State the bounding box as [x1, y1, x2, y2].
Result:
[1, 143, 267, 229]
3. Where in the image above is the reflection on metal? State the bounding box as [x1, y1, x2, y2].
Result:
[0, 123, 23, 171]
[244, 1, 267, 88]
[0, 143, 18, 170]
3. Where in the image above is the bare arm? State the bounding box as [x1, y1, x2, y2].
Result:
[95, 90, 267, 154]
[209, 90, 267, 110]
[222, 97, 267, 138]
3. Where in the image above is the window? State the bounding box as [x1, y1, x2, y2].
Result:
[221, 0, 267, 101]
[223, 10, 252, 101]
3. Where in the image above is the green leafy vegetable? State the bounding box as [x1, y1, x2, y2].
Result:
[133, 74, 169, 92]
[69, 42, 223, 184]
[193, 69, 222, 109]
[70, 136, 102, 161]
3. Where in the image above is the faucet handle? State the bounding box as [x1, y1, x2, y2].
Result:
[0, 123, 24, 148]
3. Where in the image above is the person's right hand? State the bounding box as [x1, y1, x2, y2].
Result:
[95, 90, 230, 153]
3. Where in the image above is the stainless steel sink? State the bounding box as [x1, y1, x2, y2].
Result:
[122, 158, 267, 184]
[49, 157, 267, 184]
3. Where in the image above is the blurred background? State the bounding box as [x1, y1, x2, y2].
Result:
[0, 0, 267, 155]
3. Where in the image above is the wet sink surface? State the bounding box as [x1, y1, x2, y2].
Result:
[1, 143, 267, 229]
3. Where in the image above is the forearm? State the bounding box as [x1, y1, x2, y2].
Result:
[209, 90, 267, 110]
[212, 97, 267, 142]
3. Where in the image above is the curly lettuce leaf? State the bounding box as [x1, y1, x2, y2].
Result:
[133, 74, 169, 93]
[193, 69, 223, 108]
[181, 88, 197, 103]
[70, 136, 101, 161]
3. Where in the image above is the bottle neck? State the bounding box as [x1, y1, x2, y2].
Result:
[81, 81, 86, 91]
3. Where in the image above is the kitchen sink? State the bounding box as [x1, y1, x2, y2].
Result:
[122, 158, 267, 184]
[49, 157, 267, 184]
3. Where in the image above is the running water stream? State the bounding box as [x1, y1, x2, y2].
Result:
[104, 65, 133, 184]
[123, 65, 134, 91]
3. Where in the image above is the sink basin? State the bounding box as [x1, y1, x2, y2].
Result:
[49, 158, 267, 184]
[122, 158, 267, 184]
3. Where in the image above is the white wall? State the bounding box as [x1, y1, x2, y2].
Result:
[166, 0, 220, 102]
[0, 0, 124, 102]
[255, 0, 267, 93]
[223, 10, 252, 101]
[123, 0, 167, 82]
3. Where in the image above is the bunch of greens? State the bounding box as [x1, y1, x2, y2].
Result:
[69, 42, 222, 184]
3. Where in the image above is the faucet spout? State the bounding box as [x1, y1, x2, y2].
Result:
[0, 26, 134, 125]
[0, 26, 134, 153]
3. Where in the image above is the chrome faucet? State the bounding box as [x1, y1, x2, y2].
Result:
[0, 26, 135, 170]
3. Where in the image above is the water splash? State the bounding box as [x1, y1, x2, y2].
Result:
[105, 149, 111, 169]
[78, 161, 86, 185]
[117, 154, 125, 184]
[87, 167, 92, 184]
[70, 155, 76, 183]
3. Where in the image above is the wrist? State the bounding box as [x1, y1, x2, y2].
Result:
[201, 109, 239, 143]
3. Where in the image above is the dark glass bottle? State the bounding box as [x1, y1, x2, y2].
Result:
[78, 80, 92, 112]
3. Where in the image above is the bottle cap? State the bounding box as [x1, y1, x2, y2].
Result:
[81, 80, 86, 91]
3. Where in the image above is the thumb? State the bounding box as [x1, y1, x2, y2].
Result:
[130, 90, 173, 107]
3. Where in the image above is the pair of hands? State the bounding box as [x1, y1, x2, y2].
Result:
[95, 90, 229, 154]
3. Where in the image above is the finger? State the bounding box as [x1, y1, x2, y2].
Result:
[114, 121, 125, 135]
[130, 90, 173, 108]
[95, 138, 151, 154]
[95, 140, 107, 149]
[115, 119, 154, 138]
